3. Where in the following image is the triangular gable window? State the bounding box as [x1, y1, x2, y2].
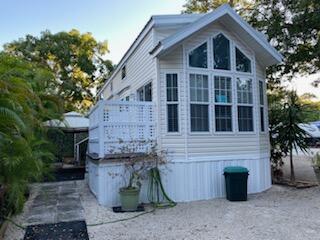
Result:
[213, 34, 230, 70]
[235, 47, 251, 73]
[189, 42, 208, 68]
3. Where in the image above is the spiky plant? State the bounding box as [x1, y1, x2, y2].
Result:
[270, 91, 309, 183]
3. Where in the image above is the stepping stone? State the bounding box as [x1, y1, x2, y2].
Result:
[24, 220, 89, 240]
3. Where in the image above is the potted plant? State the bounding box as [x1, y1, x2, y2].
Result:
[312, 152, 320, 183]
[116, 140, 166, 211]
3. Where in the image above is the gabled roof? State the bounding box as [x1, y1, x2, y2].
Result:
[98, 4, 282, 97]
[151, 4, 283, 67]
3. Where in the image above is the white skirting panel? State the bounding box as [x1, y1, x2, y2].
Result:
[87, 155, 271, 207]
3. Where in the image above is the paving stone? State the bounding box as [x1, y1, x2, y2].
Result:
[57, 204, 78, 212]
[29, 206, 56, 216]
[27, 212, 56, 225]
[56, 210, 84, 222]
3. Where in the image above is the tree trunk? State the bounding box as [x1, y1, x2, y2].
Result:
[289, 147, 295, 183]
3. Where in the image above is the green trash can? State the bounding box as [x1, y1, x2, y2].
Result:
[223, 166, 249, 201]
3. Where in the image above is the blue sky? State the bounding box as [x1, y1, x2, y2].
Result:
[0, 0, 185, 63]
[1, 0, 319, 98]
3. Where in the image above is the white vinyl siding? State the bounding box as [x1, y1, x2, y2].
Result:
[102, 30, 156, 102]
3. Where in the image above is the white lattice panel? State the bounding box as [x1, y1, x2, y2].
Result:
[88, 100, 156, 157]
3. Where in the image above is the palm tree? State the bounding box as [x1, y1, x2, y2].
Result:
[273, 91, 309, 182]
[0, 53, 63, 212]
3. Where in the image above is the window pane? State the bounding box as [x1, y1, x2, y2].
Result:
[238, 106, 253, 132]
[260, 107, 265, 132]
[144, 83, 152, 101]
[214, 76, 232, 103]
[190, 74, 209, 102]
[189, 43, 208, 68]
[237, 77, 253, 104]
[166, 74, 178, 102]
[236, 48, 251, 72]
[121, 66, 126, 79]
[137, 87, 144, 101]
[215, 105, 232, 132]
[167, 104, 179, 132]
[191, 104, 209, 132]
[213, 34, 230, 70]
[259, 81, 264, 105]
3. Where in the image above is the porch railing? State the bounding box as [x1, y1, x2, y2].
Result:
[88, 100, 156, 158]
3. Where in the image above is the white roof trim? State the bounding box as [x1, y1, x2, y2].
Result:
[154, 4, 283, 64]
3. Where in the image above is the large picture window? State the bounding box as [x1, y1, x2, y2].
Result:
[190, 74, 209, 132]
[214, 76, 232, 132]
[189, 42, 208, 69]
[213, 34, 230, 70]
[236, 47, 251, 73]
[237, 77, 253, 132]
[166, 74, 179, 133]
[137, 82, 152, 101]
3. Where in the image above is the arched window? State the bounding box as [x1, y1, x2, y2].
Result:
[213, 34, 230, 70]
[188, 42, 208, 68]
[235, 47, 251, 73]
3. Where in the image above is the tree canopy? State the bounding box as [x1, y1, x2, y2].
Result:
[4, 29, 114, 112]
[182, 0, 320, 89]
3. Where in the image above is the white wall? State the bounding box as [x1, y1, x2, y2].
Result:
[88, 155, 271, 206]
[102, 30, 156, 102]
[157, 21, 270, 162]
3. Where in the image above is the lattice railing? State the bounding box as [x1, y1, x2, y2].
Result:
[89, 100, 156, 157]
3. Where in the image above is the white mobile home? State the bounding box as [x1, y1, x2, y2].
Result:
[88, 4, 282, 206]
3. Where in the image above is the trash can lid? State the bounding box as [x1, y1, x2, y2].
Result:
[224, 166, 249, 173]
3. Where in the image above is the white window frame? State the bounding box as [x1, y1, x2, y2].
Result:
[165, 72, 180, 134]
[188, 72, 211, 134]
[236, 76, 255, 133]
[121, 65, 127, 80]
[259, 80, 266, 133]
[234, 45, 253, 74]
[212, 32, 232, 72]
[213, 74, 234, 134]
[187, 41, 209, 71]
[137, 81, 152, 102]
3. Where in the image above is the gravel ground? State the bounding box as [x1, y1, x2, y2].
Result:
[4, 153, 320, 240]
[83, 185, 320, 240]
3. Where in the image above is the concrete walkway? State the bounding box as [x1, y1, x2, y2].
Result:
[26, 181, 85, 225]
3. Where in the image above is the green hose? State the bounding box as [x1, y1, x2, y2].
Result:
[148, 167, 176, 208]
